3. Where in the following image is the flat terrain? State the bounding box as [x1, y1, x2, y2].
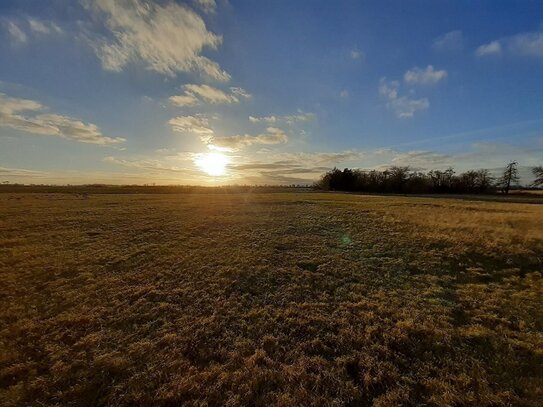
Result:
[1, 192, 542, 406]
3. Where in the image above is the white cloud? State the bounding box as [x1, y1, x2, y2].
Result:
[4, 21, 27, 44]
[194, 0, 217, 14]
[3, 17, 63, 45]
[379, 79, 399, 99]
[168, 115, 214, 135]
[475, 40, 502, 57]
[404, 65, 447, 85]
[249, 111, 314, 125]
[169, 84, 251, 106]
[432, 30, 463, 51]
[388, 97, 429, 119]
[28, 18, 62, 35]
[507, 31, 543, 58]
[169, 94, 199, 107]
[85, 0, 230, 80]
[230, 87, 252, 99]
[0, 93, 125, 145]
[206, 127, 288, 151]
[350, 49, 363, 60]
[475, 30, 543, 59]
[379, 78, 429, 119]
[340, 89, 349, 98]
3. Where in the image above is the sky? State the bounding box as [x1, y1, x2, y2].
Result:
[0, 0, 542, 185]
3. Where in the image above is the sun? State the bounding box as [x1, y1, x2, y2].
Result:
[195, 152, 230, 176]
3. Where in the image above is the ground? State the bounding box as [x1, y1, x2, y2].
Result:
[0, 191, 542, 406]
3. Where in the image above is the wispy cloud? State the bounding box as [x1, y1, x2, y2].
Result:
[475, 41, 502, 57]
[84, 0, 229, 80]
[248, 111, 314, 125]
[103, 156, 198, 174]
[476, 29, 543, 59]
[350, 49, 364, 60]
[0, 93, 125, 145]
[2, 17, 63, 45]
[27, 18, 62, 35]
[194, 0, 217, 14]
[404, 65, 447, 85]
[168, 115, 214, 135]
[4, 21, 27, 44]
[432, 30, 463, 51]
[207, 127, 288, 151]
[379, 78, 429, 119]
[260, 150, 367, 166]
[169, 84, 251, 107]
[0, 166, 48, 178]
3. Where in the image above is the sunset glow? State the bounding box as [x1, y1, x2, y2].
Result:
[195, 152, 230, 176]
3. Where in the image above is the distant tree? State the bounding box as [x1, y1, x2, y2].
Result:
[428, 168, 455, 192]
[316, 166, 496, 195]
[388, 166, 410, 193]
[533, 166, 543, 187]
[474, 169, 494, 193]
[497, 161, 519, 194]
[456, 169, 494, 193]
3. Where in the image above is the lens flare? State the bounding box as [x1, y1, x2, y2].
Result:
[195, 152, 230, 176]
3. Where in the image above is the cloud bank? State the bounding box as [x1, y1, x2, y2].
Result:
[0, 93, 125, 145]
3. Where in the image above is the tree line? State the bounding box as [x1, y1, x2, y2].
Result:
[315, 162, 543, 194]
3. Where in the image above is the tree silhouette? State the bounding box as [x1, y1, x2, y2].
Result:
[315, 166, 497, 194]
[497, 161, 519, 194]
[533, 166, 543, 187]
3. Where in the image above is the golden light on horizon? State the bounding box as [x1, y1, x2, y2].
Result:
[195, 152, 230, 176]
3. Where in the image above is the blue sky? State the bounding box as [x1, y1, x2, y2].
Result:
[0, 0, 542, 184]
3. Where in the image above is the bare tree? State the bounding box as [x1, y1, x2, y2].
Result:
[533, 166, 543, 187]
[498, 161, 519, 194]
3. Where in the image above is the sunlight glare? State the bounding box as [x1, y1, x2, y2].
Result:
[195, 152, 230, 176]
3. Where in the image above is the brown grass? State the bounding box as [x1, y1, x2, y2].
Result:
[0, 191, 542, 406]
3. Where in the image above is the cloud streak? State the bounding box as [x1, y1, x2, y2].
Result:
[0, 93, 125, 145]
[207, 127, 288, 151]
[2, 17, 63, 45]
[432, 30, 463, 51]
[248, 111, 315, 125]
[0, 166, 48, 178]
[170, 84, 251, 107]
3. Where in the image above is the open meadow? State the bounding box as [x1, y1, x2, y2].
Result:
[1, 191, 542, 406]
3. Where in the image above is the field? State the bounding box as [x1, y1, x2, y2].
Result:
[1, 191, 542, 406]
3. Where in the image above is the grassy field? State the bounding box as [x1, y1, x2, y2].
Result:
[1, 191, 542, 406]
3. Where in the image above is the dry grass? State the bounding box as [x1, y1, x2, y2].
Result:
[0, 191, 542, 406]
